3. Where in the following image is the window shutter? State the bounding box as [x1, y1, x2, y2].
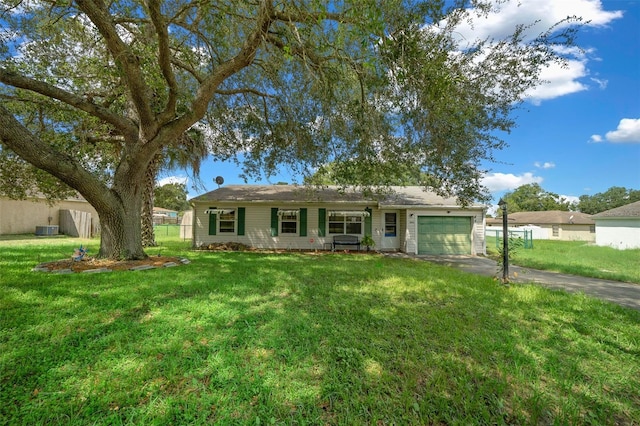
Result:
[318, 208, 326, 237]
[299, 208, 307, 237]
[208, 207, 217, 235]
[270, 208, 279, 236]
[365, 207, 372, 236]
[237, 207, 245, 236]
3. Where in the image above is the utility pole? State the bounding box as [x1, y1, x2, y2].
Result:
[498, 198, 509, 284]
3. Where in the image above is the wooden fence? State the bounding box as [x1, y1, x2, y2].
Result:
[59, 209, 94, 238]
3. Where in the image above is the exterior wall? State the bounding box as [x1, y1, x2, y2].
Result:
[596, 219, 640, 250]
[474, 216, 486, 255]
[398, 211, 407, 252]
[194, 203, 380, 250]
[558, 224, 596, 242]
[0, 198, 99, 235]
[485, 226, 550, 240]
[495, 223, 595, 242]
[193, 202, 486, 254]
[403, 209, 485, 255]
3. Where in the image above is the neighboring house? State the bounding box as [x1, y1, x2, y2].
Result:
[486, 210, 595, 242]
[0, 195, 99, 237]
[593, 200, 640, 250]
[152, 207, 179, 224]
[189, 185, 487, 255]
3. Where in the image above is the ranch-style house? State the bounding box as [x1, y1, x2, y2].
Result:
[189, 185, 487, 255]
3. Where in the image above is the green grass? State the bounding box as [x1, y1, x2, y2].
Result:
[2, 235, 640, 425]
[487, 237, 640, 284]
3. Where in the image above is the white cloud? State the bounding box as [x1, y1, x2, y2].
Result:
[590, 77, 608, 89]
[453, 0, 623, 45]
[605, 118, 640, 143]
[450, 0, 623, 105]
[560, 194, 580, 205]
[589, 134, 603, 143]
[157, 176, 189, 186]
[534, 161, 556, 169]
[523, 60, 588, 105]
[481, 172, 543, 193]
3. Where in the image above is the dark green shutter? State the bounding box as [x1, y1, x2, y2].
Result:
[299, 208, 307, 237]
[318, 208, 326, 237]
[365, 207, 372, 236]
[208, 207, 217, 235]
[237, 207, 245, 236]
[270, 208, 279, 236]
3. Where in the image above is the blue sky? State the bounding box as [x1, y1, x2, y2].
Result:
[160, 0, 640, 210]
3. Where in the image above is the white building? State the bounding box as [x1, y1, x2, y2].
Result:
[190, 185, 487, 255]
[593, 200, 640, 250]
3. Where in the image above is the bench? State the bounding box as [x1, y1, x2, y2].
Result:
[332, 235, 361, 251]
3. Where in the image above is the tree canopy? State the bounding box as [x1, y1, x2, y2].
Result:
[497, 183, 573, 215]
[577, 187, 640, 215]
[154, 183, 190, 212]
[0, 0, 582, 259]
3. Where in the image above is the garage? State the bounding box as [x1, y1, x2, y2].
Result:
[417, 216, 471, 255]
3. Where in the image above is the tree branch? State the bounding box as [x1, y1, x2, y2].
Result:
[75, 0, 155, 132]
[0, 67, 138, 139]
[167, 0, 275, 138]
[171, 58, 204, 84]
[147, 0, 178, 125]
[0, 104, 115, 213]
[215, 88, 274, 98]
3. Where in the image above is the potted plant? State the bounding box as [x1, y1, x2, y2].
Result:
[361, 235, 376, 252]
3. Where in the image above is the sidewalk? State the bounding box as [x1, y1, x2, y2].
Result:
[388, 253, 640, 311]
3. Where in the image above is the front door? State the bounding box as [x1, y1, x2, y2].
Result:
[381, 211, 399, 250]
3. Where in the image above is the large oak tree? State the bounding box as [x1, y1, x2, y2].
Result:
[0, 0, 580, 259]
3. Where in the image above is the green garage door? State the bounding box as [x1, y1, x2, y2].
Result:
[417, 216, 471, 255]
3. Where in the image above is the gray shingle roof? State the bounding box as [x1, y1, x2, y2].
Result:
[190, 185, 484, 208]
[592, 200, 640, 218]
[487, 210, 594, 225]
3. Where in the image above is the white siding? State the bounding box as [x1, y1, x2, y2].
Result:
[193, 202, 486, 254]
[596, 219, 640, 250]
[473, 214, 486, 255]
[194, 203, 379, 250]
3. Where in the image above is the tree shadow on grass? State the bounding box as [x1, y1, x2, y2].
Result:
[2, 252, 639, 424]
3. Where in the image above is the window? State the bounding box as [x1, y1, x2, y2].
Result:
[329, 212, 363, 234]
[385, 213, 397, 237]
[552, 225, 559, 237]
[219, 210, 235, 233]
[280, 212, 298, 234]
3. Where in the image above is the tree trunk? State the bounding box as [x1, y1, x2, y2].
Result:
[96, 188, 148, 260]
[141, 154, 161, 247]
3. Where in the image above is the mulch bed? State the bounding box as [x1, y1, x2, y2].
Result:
[34, 256, 184, 273]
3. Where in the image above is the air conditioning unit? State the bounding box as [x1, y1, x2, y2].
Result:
[35, 225, 59, 236]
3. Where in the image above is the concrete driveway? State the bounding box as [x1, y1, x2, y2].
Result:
[396, 254, 640, 311]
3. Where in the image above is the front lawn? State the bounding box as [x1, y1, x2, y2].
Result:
[1, 238, 639, 424]
[487, 237, 640, 284]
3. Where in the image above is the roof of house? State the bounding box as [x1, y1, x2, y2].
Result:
[190, 185, 485, 209]
[153, 207, 178, 213]
[487, 210, 594, 225]
[592, 200, 640, 219]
